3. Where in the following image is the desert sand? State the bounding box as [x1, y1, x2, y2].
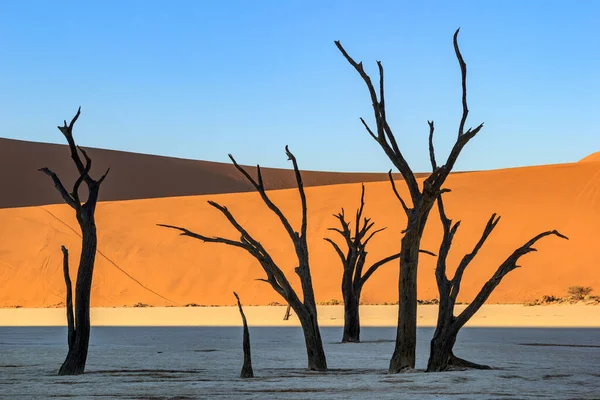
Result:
[1, 305, 599, 328]
[0, 140, 599, 308]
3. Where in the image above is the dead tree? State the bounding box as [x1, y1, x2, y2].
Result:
[426, 194, 568, 371]
[283, 304, 292, 320]
[336, 29, 484, 372]
[233, 292, 253, 378]
[39, 108, 110, 375]
[326, 184, 430, 343]
[159, 146, 327, 371]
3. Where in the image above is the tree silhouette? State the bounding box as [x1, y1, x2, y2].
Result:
[336, 29, 484, 371]
[427, 193, 568, 371]
[39, 108, 110, 375]
[159, 146, 327, 370]
[326, 183, 435, 342]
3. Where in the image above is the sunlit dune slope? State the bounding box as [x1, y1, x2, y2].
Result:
[579, 152, 600, 163]
[1, 159, 599, 307]
[0, 138, 422, 209]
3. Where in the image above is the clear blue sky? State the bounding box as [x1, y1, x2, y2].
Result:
[1, 1, 598, 172]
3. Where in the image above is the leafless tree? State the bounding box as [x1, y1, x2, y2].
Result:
[326, 183, 435, 343]
[283, 304, 292, 320]
[233, 292, 253, 378]
[39, 108, 110, 375]
[426, 194, 568, 371]
[336, 29, 484, 372]
[159, 146, 327, 370]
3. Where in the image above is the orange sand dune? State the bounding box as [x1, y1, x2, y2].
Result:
[579, 152, 600, 163]
[1, 158, 599, 308]
[0, 138, 423, 209]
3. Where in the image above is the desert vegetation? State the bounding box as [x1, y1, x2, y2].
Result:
[568, 286, 594, 300]
[526, 286, 598, 305]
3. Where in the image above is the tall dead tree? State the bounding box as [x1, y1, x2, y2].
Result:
[39, 108, 110, 375]
[159, 146, 327, 371]
[233, 292, 253, 378]
[326, 183, 427, 343]
[336, 29, 484, 372]
[426, 194, 568, 371]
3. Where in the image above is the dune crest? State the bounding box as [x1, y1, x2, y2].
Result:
[0, 138, 422, 209]
[578, 152, 600, 163]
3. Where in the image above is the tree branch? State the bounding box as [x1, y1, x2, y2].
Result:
[38, 168, 78, 209]
[354, 184, 366, 238]
[335, 40, 421, 205]
[435, 194, 461, 288]
[57, 107, 91, 182]
[454, 28, 469, 139]
[157, 223, 249, 251]
[450, 213, 501, 301]
[428, 120, 437, 171]
[360, 252, 401, 287]
[285, 146, 307, 240]
[362, 226, 386, 248]
[419, 249, 437, 257]
[71, 147, 92, 204]
[330, 209, 353, 248]
[228, 151, 300, 247]
[97, 168, 111, 186]
[436, 29, 485, 183]
[387, 170, 410, 214]
[324, 238, 347, 266]
[454, 230, 568, 330]
[360, 118, 378, 142]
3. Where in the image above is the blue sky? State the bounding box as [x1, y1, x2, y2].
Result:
[1, 1, 598, 172]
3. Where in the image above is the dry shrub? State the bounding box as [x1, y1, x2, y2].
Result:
[567, 286, 593, 300]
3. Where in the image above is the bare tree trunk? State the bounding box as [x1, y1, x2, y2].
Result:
[39, 108, 109, 376]
[234, 292, 253, 378]
[59, 215, 97, 375]
[342, 285, 360, 343]
[426, 296, 481, 371]
[427, 330, 458, 372]
[336, 30, 484, 371]
[283, 304, 292, 320]
[341, 264, 360, 342]
[389, 211, 432, 372]
[296, 307, 327, 370]
[428, 329, 489, 371]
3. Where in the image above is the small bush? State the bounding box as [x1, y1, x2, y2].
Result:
[567, 286, 593, 300]
[417, 298, 439, 305]
[318, 299, 341, 305]
[541, 295, 559, 303]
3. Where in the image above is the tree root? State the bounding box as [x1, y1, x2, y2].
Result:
[448, 354, 492, 370]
